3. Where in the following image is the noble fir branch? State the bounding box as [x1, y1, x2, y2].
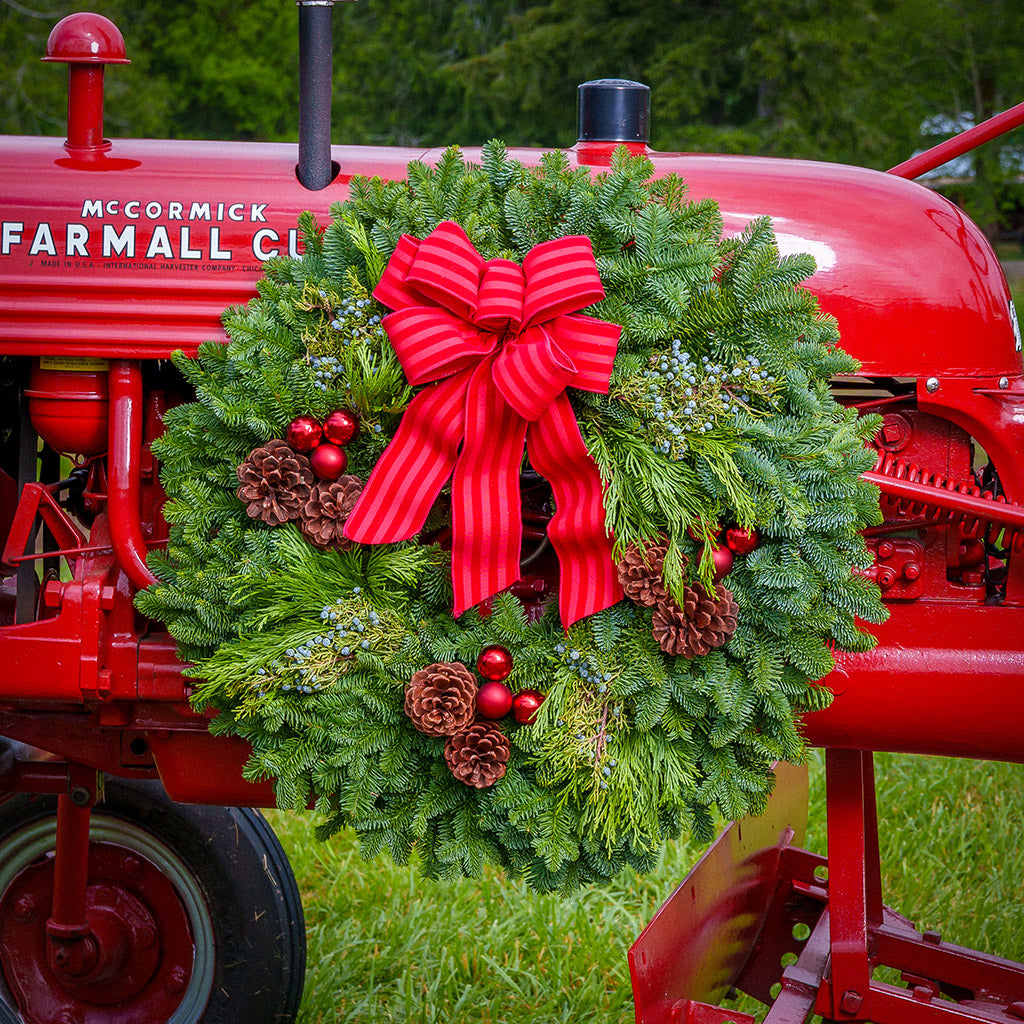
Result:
[137, 143, 888, 895]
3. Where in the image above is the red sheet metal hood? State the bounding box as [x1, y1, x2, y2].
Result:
[1, 136, 1020, 376]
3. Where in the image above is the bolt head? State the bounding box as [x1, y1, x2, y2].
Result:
[925, 377, 940, 393]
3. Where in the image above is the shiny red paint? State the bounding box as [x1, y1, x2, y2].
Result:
[2, 14, 1024, 1022]
[2, 137, 1020, 379]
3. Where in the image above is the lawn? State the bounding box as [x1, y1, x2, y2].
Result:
[269, 751, 1024, 1023]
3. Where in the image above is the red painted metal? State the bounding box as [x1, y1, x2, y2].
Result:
[2, 140, 1019, 378]
[107, 361, 158, 591]
[636, 752, 1024, 1024]
[43, 13, 130, 158]
[629, 760, 808, 1024]
[0, 837, 196, 1024]
[2, 13, 1024, 1022]
[888, 100, 1024, 180]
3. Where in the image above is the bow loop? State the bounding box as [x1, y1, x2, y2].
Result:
[474, 259, 525, 332]
[522, 236, 606, 326]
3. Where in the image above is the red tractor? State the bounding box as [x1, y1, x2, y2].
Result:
[0, 5, 1021, 1023]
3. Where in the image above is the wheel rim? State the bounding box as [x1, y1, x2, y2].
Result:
[0, 813, 216, 1024]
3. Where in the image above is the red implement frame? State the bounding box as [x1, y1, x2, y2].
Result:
[633, 750, 1024, 1024]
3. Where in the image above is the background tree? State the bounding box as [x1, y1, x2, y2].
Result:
[3, 0, 1024, 234]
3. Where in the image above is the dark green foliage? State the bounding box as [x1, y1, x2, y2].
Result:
[141, 146, 885, 893]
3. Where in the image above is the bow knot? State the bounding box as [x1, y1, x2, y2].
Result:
[344, 221, 624, 626]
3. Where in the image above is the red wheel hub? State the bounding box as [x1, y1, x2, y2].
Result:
[0, 840, 196, 1024]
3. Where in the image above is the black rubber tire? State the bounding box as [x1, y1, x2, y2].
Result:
[0, 778, 305, 1024]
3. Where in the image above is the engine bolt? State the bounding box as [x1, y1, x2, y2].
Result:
[13, 894, 36, 921]
[876, 567, 896, 589]
[121, 854, 142, 878]
[877, 541, 895, 559]
[903, 562, 921, 581]
[165, 965, 188, 994]
[925, 377, 940, 393]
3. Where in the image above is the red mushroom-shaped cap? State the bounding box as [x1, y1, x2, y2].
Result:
[43, 13, 130, 65]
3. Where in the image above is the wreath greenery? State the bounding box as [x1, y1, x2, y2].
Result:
[138, 143, 887, 893]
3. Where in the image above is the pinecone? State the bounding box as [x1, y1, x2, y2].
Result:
[236, 440, 313, 526]
[652, 583, 739, 657]
[618, 537, 681, 608]
[404, 662, 478, 737]
[300, 475, 363, 550]
[444, 721, 510, 788]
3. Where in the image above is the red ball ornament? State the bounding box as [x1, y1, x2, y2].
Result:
[310, 443, 348, 480]
[476, 645, 513, 681]
[324, 409, 360, 446]
[286, 415, 322, 452]
[476, 681, 513, 720]
[512, 689, 545, 725]
[725, 526, 760, 555]
[709, 543, 734, 581]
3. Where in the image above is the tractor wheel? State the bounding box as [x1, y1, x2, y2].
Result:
[0, 778, 305, 1024]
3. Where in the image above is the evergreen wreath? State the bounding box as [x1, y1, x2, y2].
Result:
[138, 143, 887, 893]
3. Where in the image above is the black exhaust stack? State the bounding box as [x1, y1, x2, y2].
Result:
[577, 79, 650, 143]
[297, 0, 338, 191]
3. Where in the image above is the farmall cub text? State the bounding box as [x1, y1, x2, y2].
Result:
[0, 5, 1022, 1024]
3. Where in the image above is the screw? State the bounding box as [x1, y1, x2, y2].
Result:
[999, 376, 1010, 389]
[925, 377, 940, 393]
[69, 786, 91, 808]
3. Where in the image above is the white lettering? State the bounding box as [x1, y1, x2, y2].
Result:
[250, 203, 268, 223]
[179, 227, 201, 259]
[145, 226, 174, 259]
[252, 228, 279, 260]
[124, 201, 141, 219]
[1, 223, 24, 255]
[66, 224, 89, 257]
[145, 201, 162, 220]
[216, 203, 224, 221]
[189, 202, 211, 221]
[228, 203, 244, 222]
[81, 200, 103, 218]
[29, 223, 57, 256]
[168, 202, 183, 221]
[105, 200, 119, 216]
[102, 223, 135, 257]
[288, 228, 301, 259]
[209, 227, 232, 261]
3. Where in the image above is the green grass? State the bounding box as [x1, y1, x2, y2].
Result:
[268, 752, 1024, 1022]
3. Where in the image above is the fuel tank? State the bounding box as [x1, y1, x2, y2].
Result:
[2, 137, 1021, 377]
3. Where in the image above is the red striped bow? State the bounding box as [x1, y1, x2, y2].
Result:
[343, 220, 624, 626]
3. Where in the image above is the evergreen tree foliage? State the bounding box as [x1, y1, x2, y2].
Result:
[140, 145, 886, 893]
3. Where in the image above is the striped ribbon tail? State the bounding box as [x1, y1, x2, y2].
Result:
[343, 371, 469, 544]
[527, 395, 624, 626]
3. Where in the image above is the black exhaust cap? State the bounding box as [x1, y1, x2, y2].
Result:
[577, 79, 650, 143]
[297, 0, 336, 191]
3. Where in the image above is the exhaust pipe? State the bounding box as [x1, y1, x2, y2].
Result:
[297, 0, 339, 191]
